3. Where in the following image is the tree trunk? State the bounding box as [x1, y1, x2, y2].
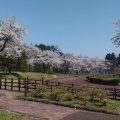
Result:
[7, 67, 12, 74]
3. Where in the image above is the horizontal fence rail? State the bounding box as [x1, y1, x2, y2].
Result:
[0, 77, 120, 100]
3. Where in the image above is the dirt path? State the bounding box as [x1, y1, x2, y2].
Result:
[0, 90, 79, 120]
[51, 76, 120, 89]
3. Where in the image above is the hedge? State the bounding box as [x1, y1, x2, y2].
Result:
[86, 76, 120, 85]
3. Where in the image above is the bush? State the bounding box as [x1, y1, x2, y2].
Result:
[60, 92, 73, 101]
[49, 86, 69, 101]
[74, 91, 90, 106]
[88, 87, 99, 102]
[86, 76, 120, 85]
[28, 85, 109, 106]
[28, 86, 48, 98]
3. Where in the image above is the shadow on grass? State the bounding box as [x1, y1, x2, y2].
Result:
[0, 73, 22, 79]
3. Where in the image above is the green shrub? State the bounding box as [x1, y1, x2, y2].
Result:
[28, 85, 109, 107]
[60, 92, 73, 101]
[49, 86, 69, 101]
[88, 87, 99, 102]
[74, 91, 90, 106]
[97, 89, 109, 106]
[86, 76, 120, 85]
[28, 86, 47, 98]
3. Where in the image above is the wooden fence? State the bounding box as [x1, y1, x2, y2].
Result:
[0, 77, 120, 100]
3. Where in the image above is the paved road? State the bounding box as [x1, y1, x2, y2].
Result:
[0, 90, 78, 120]
[60, 110, 120, 120]
[0, 90, 120, 120]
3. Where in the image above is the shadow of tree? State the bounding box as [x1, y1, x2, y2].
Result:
[0, 73, 22, 79]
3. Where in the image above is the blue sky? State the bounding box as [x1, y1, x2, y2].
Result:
[0, 0, 120, 59]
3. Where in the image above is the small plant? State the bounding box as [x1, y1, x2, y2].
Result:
[97, 89, 109, 106]
[49, 86, 69, 101]
[28, 86, 47, 98]
[88, 87, 99, 102]
[60, 92, 73, 101]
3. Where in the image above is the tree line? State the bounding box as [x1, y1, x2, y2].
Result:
[1, 17, 120, 74]
[105, 52, 120, 74]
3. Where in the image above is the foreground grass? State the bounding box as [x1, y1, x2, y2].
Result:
[72, 99, 120, 111]
[0, 109, 40, 120]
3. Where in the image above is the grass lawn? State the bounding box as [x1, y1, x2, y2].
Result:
[0, 109, 42, 120]
[72, 99, 120, 111]
[0, 72, 59, 79]
[0, 72, 78, 79]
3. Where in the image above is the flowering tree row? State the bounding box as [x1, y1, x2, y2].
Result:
[0, 41, 111, 74]
[0, 17, 115, 74]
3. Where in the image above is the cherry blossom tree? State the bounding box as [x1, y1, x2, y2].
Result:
[60, 53, 110, 74]
[21, 44, 41, 71]
[0, 40, 22, 59]
[0, 40, 25, 73]
[35, 50, 62, 73]
[0, 17, 27, 52]
[111, 19, 120, 47]
[20, 43, 111, 74]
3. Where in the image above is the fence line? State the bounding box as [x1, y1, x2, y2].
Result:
[0, 77, 120, 100]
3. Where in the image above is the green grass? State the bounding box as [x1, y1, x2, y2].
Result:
[0, 109, 41, 120]
[0, 72, 59, 79]
[0, 72, 78, 81]
[92, 100, 120, 110]
[70, 99, 120, 111]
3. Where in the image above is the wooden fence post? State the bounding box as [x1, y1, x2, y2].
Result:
[42, 77, 44, 86]
[24, 78, 28, 97]
[71, 83, 74, 93]
[56, 82, 60, 86]
[18, 78, 20, 91]
[27, 78, 29, 91]
[11, 78, 13, 90]
[114, 87, 116, 99]
[0, 78, 1, 89]
[5, 78, 6, 89]
[35, 80, 37, 89]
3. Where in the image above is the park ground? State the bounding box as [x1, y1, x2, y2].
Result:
[0, 75, 120, 120]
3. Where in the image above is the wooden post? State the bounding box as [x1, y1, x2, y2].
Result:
[11, 78, 13, 90]
[27, 78, 29, 91]
[5, 78, 6, 89]
[42, 77, 44, 86]
[56, 82, 60, 86]
[45, 80, 48, 86]
[35, 80, 37, 89]
[58, 82, 60, 86]
[24, 79, 28, 97]
[72, 83, 74, 93]
[115, 87, 116, 99]
[0, 78, 1, 89]
[18, 78, 20, 91]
